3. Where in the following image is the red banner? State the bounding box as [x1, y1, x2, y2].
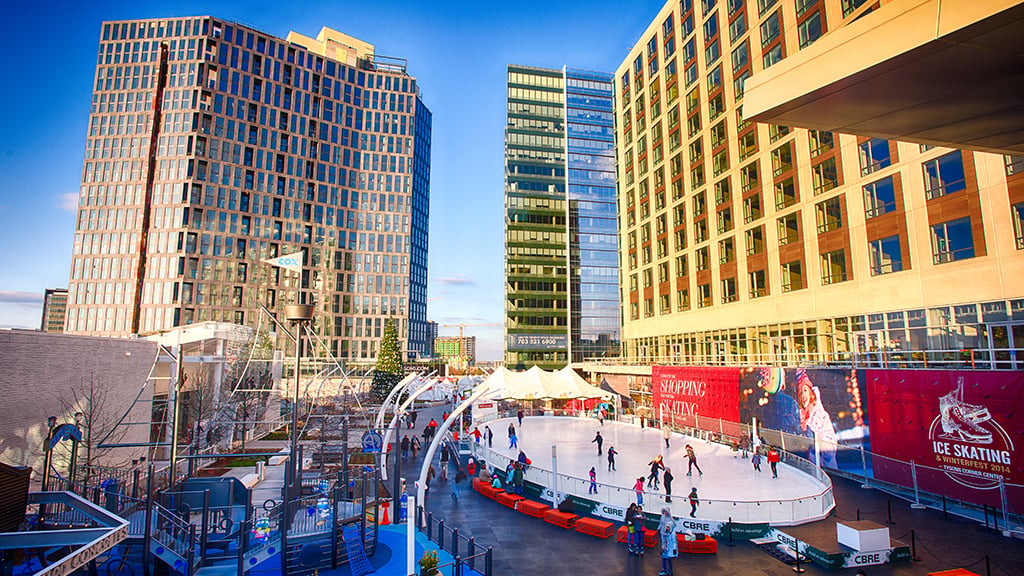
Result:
[867, 370, 1024, 506]
[652, 366, 741, 423]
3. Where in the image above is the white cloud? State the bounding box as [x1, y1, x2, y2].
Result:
[59, 192, 79, 212]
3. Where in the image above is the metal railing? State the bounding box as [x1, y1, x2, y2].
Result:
[419, 508, 493, 576]
[470, 409, 834, 526]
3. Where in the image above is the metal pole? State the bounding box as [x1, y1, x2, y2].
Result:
[142, 463, 154, 576]
[999, 477, 1010, 537]
[290, 319, 304, 507]
[200, 489, 210, 565]
[910, 461, 925, 509]
[551, 445, 559, 507]
[860, 446, 870, 488]
[342, 415, 350, 496]
[169, 333, 184, 484]
[406, 495, 416, 576]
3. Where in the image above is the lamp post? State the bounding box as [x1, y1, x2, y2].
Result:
[285, 303, 314, 506]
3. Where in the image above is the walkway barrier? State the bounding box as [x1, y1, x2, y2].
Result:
[420, 508, 493, 576]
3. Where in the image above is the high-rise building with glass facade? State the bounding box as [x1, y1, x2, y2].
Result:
[40, 289, 68, 333]
[504, 65, 619, 369]
[65, 18, 431, 361]
[614, 0, 1024, 369]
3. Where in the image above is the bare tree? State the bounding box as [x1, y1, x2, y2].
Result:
[57, 373, 132, 482]
[233, 370, 273, 450]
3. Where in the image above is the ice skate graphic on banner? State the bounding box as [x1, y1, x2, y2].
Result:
[929, 378, 1013, 489]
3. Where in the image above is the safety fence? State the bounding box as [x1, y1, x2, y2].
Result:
[418, 508, 493, 576]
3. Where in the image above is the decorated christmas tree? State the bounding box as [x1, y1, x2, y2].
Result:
[371, 318, 404, 403]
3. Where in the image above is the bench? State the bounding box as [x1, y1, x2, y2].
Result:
[472, 478, 505, 500]
[239, 474, 260, 489]
[268, 455, 289, 466]
[543, 510, 578, 529]
[575, 517, 614, 538]
[515, 500, 550, 518]
[615, 526, 657, 547]
[496, 492, 525, 509]
[677, 533, 718, 553]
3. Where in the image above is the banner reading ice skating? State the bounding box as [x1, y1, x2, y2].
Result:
[652, 366, 740, 425]
[867, 369, 1024, 508]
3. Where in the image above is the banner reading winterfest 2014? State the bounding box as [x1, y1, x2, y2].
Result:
[652, 366, 741, 424]
[867, 370, 1024, 507]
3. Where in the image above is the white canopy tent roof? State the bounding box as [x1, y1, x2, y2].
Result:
[478, 366, 614, 401]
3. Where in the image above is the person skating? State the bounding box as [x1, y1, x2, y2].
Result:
[593, 430, 604, 455]
[685, 444, 703, 476]
[509, 429, 518, 449]
[688, 487, 699, 518]
[767, 446, 780, 478]
[634, 477, 645, 506]
[607, 446, 618, 471]
[589, 467, 598, 494]
[647, 455, 665, 489]
[507, 422, 515, 441]
[662, 424, 671, 449]
[752, 449, 762, 472]
[485, 425, 493, 448]
[658, 506, 678, 576]
[517, 409, 525, 427]
[663, 467, 674, 502]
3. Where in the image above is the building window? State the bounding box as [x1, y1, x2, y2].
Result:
[717, 207, 733, 233]
[809, 129, 834, 157]
[704, 13, 719, 42]
[798, 11, 823, 48]
[705, 39, 721, 65]
[1005, 155, 1024, 176]
[695, 219, 709, 243]
[781, 260, 803, 292]
[740, 161, 759, 191]
[858, 138, 891, 175]
[644, 298, 654, 317]
[777, 212, 800, 245]
[677, 288, 690, 311]
[758, 0, 778, 16]
[863, 175, 897, 218]
[868, 235, 903, 275]
[698, 283, 713, 307]
[821, 249, 848, 285]
[749, 269, 767, 298]
[710, 121, 727, 148]
[760, 10, 781, 46]
[1012, 203, 1024, 249]
[643, 268, 653, 287]
[675, 254, 688, 277]
[812, 157, 838, 194]
[842, 0, 869, 17]
[695, 247, 710, 270]
[693, 190, 707, 216]
[743, 193, 762, 223]
[774, 178, 797, 210]
[738, 130, 757, 160]
[630, 302, 639, 320]
[660, 293, 671, 314]
[712, 148, 729, 175]
[763, 43, 784, 68]
[815, 196, 842, 232]
[923, 151, 967, 200]
[729, 10, 747, 42]
[715, 178, 731, 205]
[769, 124, 790, 143]
[771, 143, 793, 176]
[931, 217, 975, 263]
[731, 42, 750, 72]
[745, 226, 764, 254]
[719, 237, 735, 263]
[721, 277, 738, 303]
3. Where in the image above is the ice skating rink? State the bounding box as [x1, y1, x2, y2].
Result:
[475, 416, 833, 526]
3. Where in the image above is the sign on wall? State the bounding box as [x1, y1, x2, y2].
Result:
[507, 334, 568, 350]
[652, 366, 741, 422]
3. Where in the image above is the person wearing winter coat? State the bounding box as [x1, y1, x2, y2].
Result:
[658, 507, 678, 575]
[647, 455, 665, 489]
[663, 467, 674, 502]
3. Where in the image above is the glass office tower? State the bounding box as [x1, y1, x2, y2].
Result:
[504, 65, 620, 369]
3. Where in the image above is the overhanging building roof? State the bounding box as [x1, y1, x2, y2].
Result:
[743, 0, 1024, 155]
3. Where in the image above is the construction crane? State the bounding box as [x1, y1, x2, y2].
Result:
[441, 322, 501, 339]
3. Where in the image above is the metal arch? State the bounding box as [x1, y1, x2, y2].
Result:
[380, 377, 436, 481]
[415, 379, 497, 504]
[374, 372, 424, 430]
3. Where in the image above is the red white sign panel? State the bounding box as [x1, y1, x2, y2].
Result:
[867, 369, 1024, 507]
[652, 366, 741, 423]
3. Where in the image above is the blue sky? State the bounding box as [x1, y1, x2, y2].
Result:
[0, 0, 663, 359]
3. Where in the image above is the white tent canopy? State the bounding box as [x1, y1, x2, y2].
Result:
[479, 366, 614, 401]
